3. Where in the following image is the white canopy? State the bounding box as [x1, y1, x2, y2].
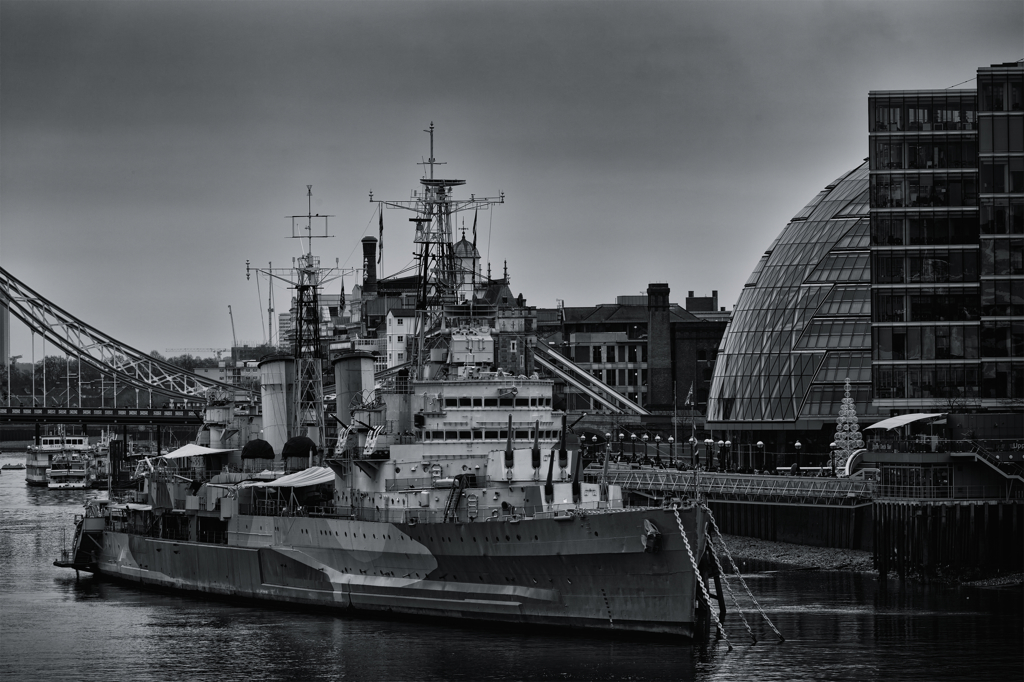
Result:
[247, 466, 335, 488]
[160, 444, 234, 460]
[864, 413, 945, 431]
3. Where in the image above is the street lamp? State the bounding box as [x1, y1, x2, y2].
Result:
[654, 435, 662, 467]
[724, 440, 732, 471]
[642, 434, 649, 465]
[756, 440, 765, 472]
[794, 440, 802, 474]
[717, 440, 724, 471]
[630, 433, 637, 463]
[689, 436, 698, 467]
[618, 433, 625, 461]
[704, 438, 713, 469]
[830, 441, 838, 477]
[667, 436, 675, 468]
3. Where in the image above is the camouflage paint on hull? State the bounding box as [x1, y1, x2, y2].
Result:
[96, 506, 707, 637]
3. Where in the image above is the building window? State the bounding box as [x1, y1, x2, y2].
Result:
[398, 318, 404, 325]
[397, 336, 404, 343]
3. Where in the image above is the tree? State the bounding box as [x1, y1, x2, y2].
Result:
[833, 377, 864, 476]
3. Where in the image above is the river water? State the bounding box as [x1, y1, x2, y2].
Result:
[1, 452, 1020, 682]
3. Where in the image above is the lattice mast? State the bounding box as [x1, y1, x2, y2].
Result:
[247, 186, 349, 448]
[370, 123, 503, 377]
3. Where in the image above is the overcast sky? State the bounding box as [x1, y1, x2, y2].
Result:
[2, 0, 1021, 359]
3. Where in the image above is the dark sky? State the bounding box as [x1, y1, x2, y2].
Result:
[2, 0, 1021, 356]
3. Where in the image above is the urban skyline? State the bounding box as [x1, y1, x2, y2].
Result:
[2, 1, 1021, 360]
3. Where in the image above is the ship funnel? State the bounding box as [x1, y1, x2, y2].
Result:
[361, 237, 378, 295]
[333, 350, 375, 430]
[258, 355, 296, 460]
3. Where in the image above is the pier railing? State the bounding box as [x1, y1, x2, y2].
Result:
[874, 484, 1019, 501]
[588, 466, 875, 506]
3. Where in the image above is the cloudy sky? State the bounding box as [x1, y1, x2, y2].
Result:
[2, 0, 1021, 358]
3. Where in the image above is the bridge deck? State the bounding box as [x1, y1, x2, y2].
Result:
[0, 406, 204, 425]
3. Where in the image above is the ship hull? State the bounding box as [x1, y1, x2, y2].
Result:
[91, 507, 708, 637]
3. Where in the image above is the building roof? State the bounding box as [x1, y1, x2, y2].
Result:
[563, 303, 697, 326]
[453, 237, 480, 259]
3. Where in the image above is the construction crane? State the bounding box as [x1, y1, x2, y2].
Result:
[165, 348, 230, 360]
[228, 305, 238, 348]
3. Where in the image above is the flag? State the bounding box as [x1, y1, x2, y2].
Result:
[339, 274, 346, 313]
[472, 209, 478, 249]
[684, 382, 694, 406]
[378, 206, 384, 264]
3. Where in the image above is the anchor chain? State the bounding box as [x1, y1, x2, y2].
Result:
[701, 504, 785, 642]
[673, 507, 732, 651]
[706, 531, 757, 644]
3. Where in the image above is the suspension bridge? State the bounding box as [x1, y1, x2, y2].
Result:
[1, 265, 252, 427]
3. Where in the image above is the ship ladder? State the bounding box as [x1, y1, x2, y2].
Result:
[672, 505, 732, 651]
[443, 474, 469, 522]
[701, 504, 785, 643]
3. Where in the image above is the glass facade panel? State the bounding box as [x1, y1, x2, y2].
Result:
[709, 162, 879, 424]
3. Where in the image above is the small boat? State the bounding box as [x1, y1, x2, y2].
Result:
[47, 452, 94, 489]
[1, 463, 26, 470]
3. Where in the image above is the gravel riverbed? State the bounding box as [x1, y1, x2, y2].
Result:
[717, 534, 1023, 587]
[718, 534, 875, 573]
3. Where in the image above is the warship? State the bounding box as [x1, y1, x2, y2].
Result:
[56, 128, 717, 638]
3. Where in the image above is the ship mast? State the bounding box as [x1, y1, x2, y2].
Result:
[247, 186, 352, 450]
[371, 123, 503, 377]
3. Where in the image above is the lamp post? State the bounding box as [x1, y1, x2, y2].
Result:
[668, 436, 675, 468]
[794, 440, 802, 474]
[756, 440, 765, 472]
[654, 435, 662, 467]
[704, 438, 713, 469]
[830, 441, 838, 477]
[618, 432, 625, 462]
[630, 433, 637, 463]
[642, 434, 649, 465]
[717, 440, 724, 471]
[689, 436, 698, 467]
[724, 440, 732, 471]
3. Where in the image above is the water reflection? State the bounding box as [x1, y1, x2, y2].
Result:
[0, 452, 1019, 682]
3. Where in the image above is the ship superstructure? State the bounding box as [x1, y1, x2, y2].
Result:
[55, 129, 718, 638]
[26, 433, 95, 486]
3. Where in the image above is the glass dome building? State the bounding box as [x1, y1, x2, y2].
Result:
[708, 161, 883, 438]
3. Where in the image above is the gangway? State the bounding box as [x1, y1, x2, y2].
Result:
[0, 265, 248, 400]
[532, 343, 650, 416]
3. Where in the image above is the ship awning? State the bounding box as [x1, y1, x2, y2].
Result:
[110, 503, 153, 511]
[246, 466, 335, 488]
[864, 413, 945, 431]
[160, 444, 234, 460]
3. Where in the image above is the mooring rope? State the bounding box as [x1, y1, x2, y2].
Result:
[701, 504, 786, 642]
[673, 507, 733, 651]
[706, 531, 758, 644]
